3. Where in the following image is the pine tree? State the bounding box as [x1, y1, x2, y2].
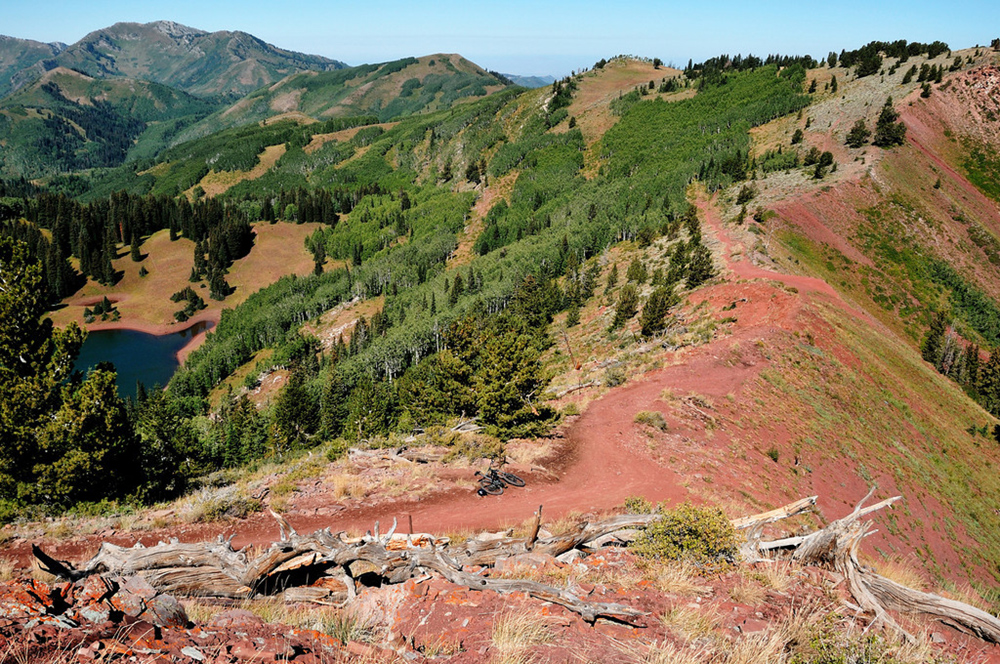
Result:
[639, 287, 678, 337]
[626, 258, 648, 284]
[611, 284, 640, 329]
[449, 273, 464, 306]
[846, 119, 871, 148]
[686, 243, 716, 288]
[921, 312, 947, 366]
[566, 302, 581, 327]
[979, 350, 1000, 414]
[604, 264, 619, 294]
[130, 234, 142, 262]
[272, 365, 318, 453]
[873, 98, 907, 147]
[475, 328, 554, 439]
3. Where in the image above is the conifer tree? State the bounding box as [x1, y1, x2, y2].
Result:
[846, 119, 871, 148]
[611, 284, 639, 329]
[873, 98, 907, 147]
[639, 287, 678, 337]
[921, 312, 947, 365]
[686, 243, 716, 288]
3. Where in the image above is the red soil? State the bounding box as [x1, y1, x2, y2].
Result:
[1, 194, 886, 562]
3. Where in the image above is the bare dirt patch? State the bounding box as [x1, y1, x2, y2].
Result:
[193, 143, 287, 197]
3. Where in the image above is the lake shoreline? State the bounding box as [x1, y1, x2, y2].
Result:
[75, 310, 220, 366]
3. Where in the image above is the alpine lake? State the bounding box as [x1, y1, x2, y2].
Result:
[73, 320, 213, 399]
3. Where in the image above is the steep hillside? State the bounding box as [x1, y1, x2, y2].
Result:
[9, 42, 1000, 662]
[0, 67, 218, 177]
[738, 48, 1000, 382]
[173, 54, 510, 142]
[10, 21, 345, 99]
[0, 34, 64, 97]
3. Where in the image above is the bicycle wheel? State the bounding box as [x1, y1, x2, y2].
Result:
[478, 480, 504, 495]
[498, 471, 525, 487]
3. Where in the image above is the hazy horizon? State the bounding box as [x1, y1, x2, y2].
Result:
[5, 1, 999, 78]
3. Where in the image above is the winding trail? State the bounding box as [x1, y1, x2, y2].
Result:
[5, 195, 859, 561]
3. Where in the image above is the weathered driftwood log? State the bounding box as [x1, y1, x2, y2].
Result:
[33, 494, 1000, 641]
[33, 512, 650, 624]
[786, 488, 1000, 644]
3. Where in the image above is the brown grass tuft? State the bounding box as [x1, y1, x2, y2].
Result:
[491, 609, 553, 664]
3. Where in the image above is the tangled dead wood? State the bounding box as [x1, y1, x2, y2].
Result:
[31, 491, 1000, 641]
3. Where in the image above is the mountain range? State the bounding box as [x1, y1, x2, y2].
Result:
[0, 22, 514, 178]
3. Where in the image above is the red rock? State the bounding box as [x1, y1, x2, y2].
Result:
[260, 636, 294, 659]
[346, 640, 379, 657]
[210, 609, 265, 629]
[739, 618, 769, 633]
[230, 639, 262, 659]
[144, 594, 190, 628]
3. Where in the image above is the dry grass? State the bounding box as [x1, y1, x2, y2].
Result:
[505, 439, 556, 466]
[729, 581, 766, 606]
[192, 143, 286, 197]
[941, 582, 991, 611]
[614, 639, 709, 664]
[660, 605, 720, 642]
[30, 559, 57, 584]
[870, 556, 928, 592]
[751, 561, 794, 593]
[331, 474, 371, 500]
[0, 559, 16, 582]
[49, 222, 322, 331]
[640, 559, 711, 596]
[235, 597, 381, 644]
[182, 600, 227, 624]
[721, 629, 787, 664]
[491, 609, 553, 664]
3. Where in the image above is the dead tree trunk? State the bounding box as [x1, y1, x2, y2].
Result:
[32, 493, 1000, 642]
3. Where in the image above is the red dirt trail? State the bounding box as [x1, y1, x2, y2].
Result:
[3, 193, 867, 566]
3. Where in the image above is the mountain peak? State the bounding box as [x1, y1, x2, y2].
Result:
[147, 20, 208, 39]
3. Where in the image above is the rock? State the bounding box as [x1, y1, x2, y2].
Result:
[230, 639, 262, 659]
[181, 645, 205, 660]
[346, 640, 379, 657]
[931, 632, 947, 643]
[739, 618, 769, 633]
[144, 593, 189, 628]
[209, 609, 264, 629]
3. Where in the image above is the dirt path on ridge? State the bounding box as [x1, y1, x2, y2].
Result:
[4, 196, 864, 563]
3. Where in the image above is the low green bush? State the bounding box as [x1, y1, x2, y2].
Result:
[631, 502, 738, 564]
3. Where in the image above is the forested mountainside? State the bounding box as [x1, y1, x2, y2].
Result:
[1, 21, 345, 98]
[6, 37, 1000, 662]
[0, 67, 218, 177]
[0, 34, 65, 98]
[0, 49, 511, 180]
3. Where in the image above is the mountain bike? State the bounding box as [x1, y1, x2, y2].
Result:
[474, 467, 526, 496]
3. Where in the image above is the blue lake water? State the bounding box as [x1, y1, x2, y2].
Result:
[73, 321, 213, 399]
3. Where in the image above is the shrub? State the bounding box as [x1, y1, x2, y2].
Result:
[603, 364, 627, 387]
[634, 410, 668, 431]
[325, 438, 350, 462]
[624, 495, 654, 513]
[631, 502, 738, 564]
[766, 446, 780, 462]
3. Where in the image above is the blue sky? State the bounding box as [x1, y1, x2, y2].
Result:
[4, 1, 998, 77]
